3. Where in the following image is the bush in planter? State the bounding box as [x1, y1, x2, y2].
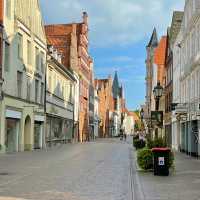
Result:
[147, 137, 167, 149]
[133, 139, 146, 150]
[137, 148, 153, 170]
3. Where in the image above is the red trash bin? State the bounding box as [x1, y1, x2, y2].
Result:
[152, 148, 171, 176]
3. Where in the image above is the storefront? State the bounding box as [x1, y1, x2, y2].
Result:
[46, 115, 73, 146]
[5, 109, 21, 152]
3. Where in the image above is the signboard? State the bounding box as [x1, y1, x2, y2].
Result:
[151, 111, 163, 127]
[158, 157, 165, 166]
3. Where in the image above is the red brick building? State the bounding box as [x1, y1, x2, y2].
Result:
[95, 76, 113, 137]
[45, 12, 93, 142]
[95, 74, 125, 137]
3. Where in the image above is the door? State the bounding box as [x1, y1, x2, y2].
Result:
[34, 122, 42, 149]
[6, 118, 19, 152]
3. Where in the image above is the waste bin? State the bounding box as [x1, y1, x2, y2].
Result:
[152, 147, 171, 176]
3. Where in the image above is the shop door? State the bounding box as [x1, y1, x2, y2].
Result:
[6, 118, 19, 152]
[34, 122, 42, 149]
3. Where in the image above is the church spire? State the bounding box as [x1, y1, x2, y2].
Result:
[147, 27, 158, 48]
[112, 71, 120, 99]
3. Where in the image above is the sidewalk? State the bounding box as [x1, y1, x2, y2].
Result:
[135, 151, 200, 200]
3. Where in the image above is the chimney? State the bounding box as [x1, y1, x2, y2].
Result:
[83, 12, 88, 24]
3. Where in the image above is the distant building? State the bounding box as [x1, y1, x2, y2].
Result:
[95, 76, 113, 137]
[122, 109, 135, 135]
[93, 86, 99, 138]
[95, 72, 125, 137]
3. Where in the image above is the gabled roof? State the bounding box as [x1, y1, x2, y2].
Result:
[147, 28, 158, 48]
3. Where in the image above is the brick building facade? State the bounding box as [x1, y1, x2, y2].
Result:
[95, 76, 113, 137]
[45, 12, 93, 142]
[95, 73, 125, 137]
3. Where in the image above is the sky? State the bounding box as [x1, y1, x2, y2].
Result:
[40, 0, 185, 111]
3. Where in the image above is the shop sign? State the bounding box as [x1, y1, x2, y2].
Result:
[151, 111, 163, 127]
[6, 109, 22, 119]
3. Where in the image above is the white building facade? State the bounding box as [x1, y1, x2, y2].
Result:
[0, 0, 46, 152]
[46, 47, 76, 146]
[173, 0, 200, 156]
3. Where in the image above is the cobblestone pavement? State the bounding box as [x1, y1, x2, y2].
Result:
[136, 151, 200, 200]
[0, 138, 134, 200]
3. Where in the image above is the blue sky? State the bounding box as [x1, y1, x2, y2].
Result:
[40, 0, 185, 110]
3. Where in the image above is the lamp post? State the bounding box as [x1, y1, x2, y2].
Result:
[153, 82, 163, 138]
[153, 81, 163, 111]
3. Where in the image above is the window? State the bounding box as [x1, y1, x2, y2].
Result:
[27, 77, 31, 101]
[35, 47, 39, 70]
[4, 42, 10, 71]
[27, 40, 32, 65]
[35, 79, 39, 103]
[40, 82, 44, 104]
[48, 71, 52, 92]
[6, 0, 11, 19]
[40, 51, 45, 73]
[69, 84, 73, 103]
[17, 71, 23, 98]
[17, 33, 23, 60]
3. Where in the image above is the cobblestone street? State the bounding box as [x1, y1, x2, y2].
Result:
[0, 139, 134, 200]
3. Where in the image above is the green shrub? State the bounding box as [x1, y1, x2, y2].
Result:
[133, 139, 146, 150]
[137, 148, 153, 170]
[147, 137, 167, 149]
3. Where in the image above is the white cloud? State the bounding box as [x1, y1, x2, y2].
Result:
[40, 0, 185, 47]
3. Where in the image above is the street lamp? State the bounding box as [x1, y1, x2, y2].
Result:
[153, 81, 163, 111]
[140, 108, 144, 120]
[153, 81, 163, 139]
